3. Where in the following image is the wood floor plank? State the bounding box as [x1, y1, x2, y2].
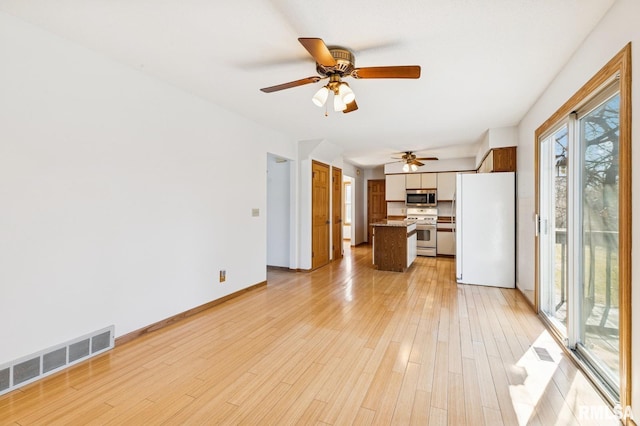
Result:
[332, 371, 375, 425]
[447, 372, 465, 426]
[430, 341, 450, 410]
[462, 357, 485, 425]
[487, 354, 520, 425]
[410, 389, 432, 425]
[0, 245, 613, 425]
[353, 406, 376, 425]
[483, 406, 505, 426]
[372, 370, 404, 424]
[316, 344, 373, 423]
[228, 381, 291, 424]
[361, 341, 401, 409]
[390, 361, 421, 424]
[472, 340, 501, 411]
[429, 406, 448, 426]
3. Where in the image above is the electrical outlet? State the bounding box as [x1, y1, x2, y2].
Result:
[219, 270, 226, 282]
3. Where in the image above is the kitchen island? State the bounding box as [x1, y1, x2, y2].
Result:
[371, 220, 417, 272]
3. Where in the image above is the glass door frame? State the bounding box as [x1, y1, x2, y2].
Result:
[573, 84, 622, 395]
[534, 43, 632, 410]
[538, 119, 572, 338]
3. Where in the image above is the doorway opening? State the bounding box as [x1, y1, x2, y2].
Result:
[342, 175, 354, 243]
[266, 153, 293, 268]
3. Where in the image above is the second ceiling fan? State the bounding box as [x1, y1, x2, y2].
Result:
[260, 38, 421, 113]
[392, 151, 438, 172]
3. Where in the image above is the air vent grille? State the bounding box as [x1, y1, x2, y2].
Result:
[0, 326, 114, 396]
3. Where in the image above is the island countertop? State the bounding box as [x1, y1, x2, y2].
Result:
[371, 219, 417, 227]
[372, 220, 418, 272]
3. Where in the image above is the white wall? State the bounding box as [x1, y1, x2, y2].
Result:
[0, 12, 296, 364]
[266, 155, 291, 268]
[516, 0, 639, 411]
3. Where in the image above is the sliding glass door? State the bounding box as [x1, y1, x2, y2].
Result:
[538, 81, 621, 398]
[576, 90, 620, 390]
[538, 124, 569, 333]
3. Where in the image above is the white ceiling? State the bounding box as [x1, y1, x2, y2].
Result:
[0, 0, 615, 167]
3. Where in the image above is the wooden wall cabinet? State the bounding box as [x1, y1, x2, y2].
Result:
[478, 147, 517, 173]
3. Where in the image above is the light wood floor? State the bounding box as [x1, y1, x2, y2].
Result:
[1, 244, 617, 425]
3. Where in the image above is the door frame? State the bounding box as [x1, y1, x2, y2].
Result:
[332, 166, 343, 260]
[534, 43, 631, 409]
[311, 160, 331, 270]
[367, 179, 387, 244]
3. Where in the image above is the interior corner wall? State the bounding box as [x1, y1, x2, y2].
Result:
[474, 127, 518, 168]
[515, 0, 639, 412]
[0, 12, 296, 364]
[353, 168, 368, 245]
[297, 158, 313, 270]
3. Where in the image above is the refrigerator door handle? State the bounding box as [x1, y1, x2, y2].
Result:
[452, 193, 456, 232]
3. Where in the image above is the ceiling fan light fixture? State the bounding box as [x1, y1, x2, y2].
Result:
[410, 163, 418, 172]
[402, 163, 410, 172]
[339, 83, 355, 104]
[312, 86, 329, 107]
[333, 93, 347, 111]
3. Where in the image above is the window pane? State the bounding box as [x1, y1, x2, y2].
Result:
[579, 93, 620, 386]
[540, 125, 569, 330]
[344, 182, 352, 224]
[553, 127, 569, 327]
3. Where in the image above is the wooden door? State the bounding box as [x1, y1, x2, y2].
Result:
[312, 161, 330, 269]
[367, 179, 387, 243]
[332, 167, 343, 260]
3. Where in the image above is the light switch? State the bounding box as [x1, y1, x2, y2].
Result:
[252, 208, 260, 217]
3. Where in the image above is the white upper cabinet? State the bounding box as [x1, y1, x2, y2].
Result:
[405, 173, 421, 189]
[406, 173, 437, 189]
[437, 172, 457, 201]
[421, 173, 437, 189]
[385, 174, 406, 201]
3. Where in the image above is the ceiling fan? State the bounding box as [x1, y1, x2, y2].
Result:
[260, 38, 421, 114]
[392, 151, 438, 171]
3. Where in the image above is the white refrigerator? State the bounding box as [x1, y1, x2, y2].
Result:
[455, 172, 515, 288]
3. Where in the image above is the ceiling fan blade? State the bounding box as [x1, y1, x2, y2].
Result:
[260, 76, 321, 93]
[412, 160, 425, 167]
[352, 65, 421, 79]
[298, 38, 337, 67]
[414, 157, 439, 161]
[343, 100, 358, 114]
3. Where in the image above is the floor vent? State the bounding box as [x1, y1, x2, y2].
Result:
[0, 326, 114, 396]
[533, 346, 555, 362]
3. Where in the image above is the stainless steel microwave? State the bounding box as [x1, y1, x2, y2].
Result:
[406, 189, 437, 207]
